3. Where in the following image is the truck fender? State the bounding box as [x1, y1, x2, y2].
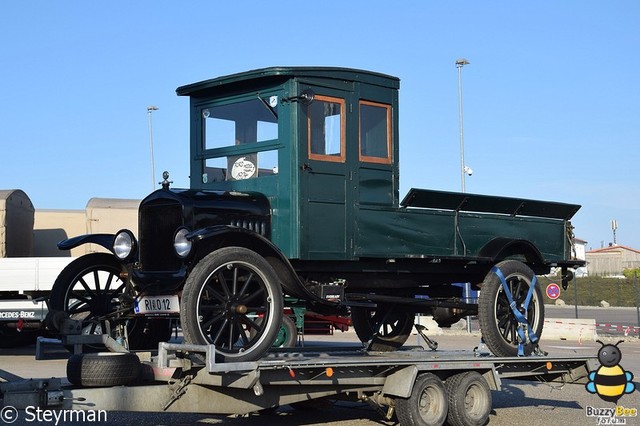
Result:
[478, 237, 544, 265]
[57, 234, 116, 254]
[188, 225, 334, 304]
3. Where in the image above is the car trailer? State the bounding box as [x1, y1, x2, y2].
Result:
[0, 333, 595, 426]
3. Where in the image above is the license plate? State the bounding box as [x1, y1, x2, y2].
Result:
[134, 295, 180, 314]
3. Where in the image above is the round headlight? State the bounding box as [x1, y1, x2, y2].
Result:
[113, 230, 136, 260]
[174, 228, 192, 258]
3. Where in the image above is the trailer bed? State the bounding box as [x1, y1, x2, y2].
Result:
[0, 342, 595, 421]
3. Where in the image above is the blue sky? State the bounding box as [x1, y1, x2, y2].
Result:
[1, 2, 638, 250]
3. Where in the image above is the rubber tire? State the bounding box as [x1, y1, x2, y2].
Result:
[49, 253, 173, 351]
[252, 314, 298, 348]
[445, 371, 492, 426]
[274, 315, 298, 348]
[478, 260, 544, 357]
[67, 352, 140, 387]
[396, 373, 448, 426]
[351, 305, 414, 351]
[180, 247, 283, 363]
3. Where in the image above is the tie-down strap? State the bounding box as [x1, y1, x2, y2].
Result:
[490, 265, 539, 356]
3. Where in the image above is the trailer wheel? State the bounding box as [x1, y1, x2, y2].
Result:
[396, 373, 448, 426]
[478, 260, 544, 357]
[49, 253, 172, 351]
[67, 352, 140, 387]
[351, 305, 414, 351]
[445, 371, 492, 426]
[181, 247, 284, 363]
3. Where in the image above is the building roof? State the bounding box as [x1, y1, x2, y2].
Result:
[587, 245, 640, 255]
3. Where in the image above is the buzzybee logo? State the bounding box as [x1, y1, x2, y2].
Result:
[586, 340, 635, 403]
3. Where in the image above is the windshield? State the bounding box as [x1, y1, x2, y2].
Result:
[201, 96, 279, 183]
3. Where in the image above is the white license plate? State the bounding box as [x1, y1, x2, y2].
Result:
[134, 295, 180, 314]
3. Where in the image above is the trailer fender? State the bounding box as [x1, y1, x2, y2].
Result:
[57, 234, 116, 254]
[382, 365, 418, 398]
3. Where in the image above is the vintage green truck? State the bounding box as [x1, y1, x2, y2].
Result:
[49, 67, 583, 361]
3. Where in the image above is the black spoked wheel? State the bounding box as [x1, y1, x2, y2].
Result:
[180, 247, 283, 362]
[396, 373, 448, 426]
[351, 304, 414, 351]
[478, 260, 544, 357]
[49, 253, 172, 351]
[445, 371, 492, 426]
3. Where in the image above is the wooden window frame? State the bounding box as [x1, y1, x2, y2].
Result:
[308, 95, 346, 163]
[359, 100, 392, 164]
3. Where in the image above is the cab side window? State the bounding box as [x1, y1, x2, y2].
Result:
[359, 101, 392, 164]
[308, 95, 345, 162]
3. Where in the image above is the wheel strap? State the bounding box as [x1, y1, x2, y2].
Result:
[491, 266, 539, 356]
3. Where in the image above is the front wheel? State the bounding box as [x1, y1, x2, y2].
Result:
[478, 260, 544, 357]
[180, 247, 284, 362]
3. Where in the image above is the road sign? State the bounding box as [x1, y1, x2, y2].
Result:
[546, 283, 561, 300]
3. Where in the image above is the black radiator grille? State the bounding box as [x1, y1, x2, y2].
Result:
[139, 202, 183, 271]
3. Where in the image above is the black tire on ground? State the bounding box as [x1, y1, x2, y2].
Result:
[395, 373, 448, 426]
[49, 253, 173, 351]
[478, 260, 544, 357]
[445, 371, 492, 426]
[180, 247, 284, 363]
[66, 352, 140, 387]
[351, 305, 414, 351]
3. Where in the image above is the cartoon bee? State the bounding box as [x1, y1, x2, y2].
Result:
[586, 340, 636, 403]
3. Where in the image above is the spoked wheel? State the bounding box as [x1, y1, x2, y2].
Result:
[180, 247, 283, 362]
[351, 304, 414, 351]
[445, 371, 492, 426]
[49, 253, 172, 351]
[396, 373, 448, 426]
[478, 260, 544, 357]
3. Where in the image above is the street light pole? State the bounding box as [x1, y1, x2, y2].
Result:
[456, 59, 470, 193]
[147, 106, 159, 191]
[456, 59, 473, 334]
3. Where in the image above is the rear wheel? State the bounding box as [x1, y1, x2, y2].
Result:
[396, 373, 448, 426]
[445, 371, 492, 426]
[351, 304, 414, 351]
[478, 260, 544, 357]
[180, 247, 283, 362]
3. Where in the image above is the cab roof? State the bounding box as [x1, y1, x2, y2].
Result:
[176, 66, 400, 97]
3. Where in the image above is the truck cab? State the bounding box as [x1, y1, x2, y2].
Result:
[179, 67, 400, 261]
